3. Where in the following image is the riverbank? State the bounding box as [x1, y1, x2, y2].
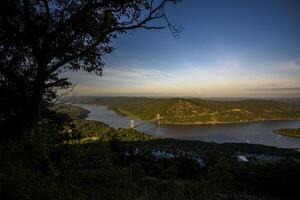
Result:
[2, 104, 295, 199]
[109, 106, 300, 125]
[77, 97, 300, 125]
[77, 104, 300, 148]
[274, 128, 300, 138]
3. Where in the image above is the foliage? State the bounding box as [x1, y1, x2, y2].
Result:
[55, 104, 90, 120]
[1, 101, 300, 199]
[274, 128, 300, 138]
[50, 104, 157, 143]
[74, 97, 300, 124]
[65, 119, 157, 143]
[1, 115, 300, 199]
[0, 0, 179, 139]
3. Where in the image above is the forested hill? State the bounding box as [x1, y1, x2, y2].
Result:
[74, 97, 300, 124]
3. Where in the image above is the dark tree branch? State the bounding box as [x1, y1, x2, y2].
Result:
[46, 40, 102, 75]
[0, 0, 180, 138]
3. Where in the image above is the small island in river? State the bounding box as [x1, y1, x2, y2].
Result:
[274, 128, 300, 138]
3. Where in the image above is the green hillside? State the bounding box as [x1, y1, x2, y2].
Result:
[74, 97, 300, 124]
[55, 104, 90, 119]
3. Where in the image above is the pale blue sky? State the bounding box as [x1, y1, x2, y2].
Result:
[66, 0, 300, 97]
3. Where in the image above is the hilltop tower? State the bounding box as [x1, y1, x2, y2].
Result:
[156, 113, 160, 125]
[130, 120, 135, 128]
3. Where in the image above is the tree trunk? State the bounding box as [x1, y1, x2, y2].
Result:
[23, 61, 46, 137]
[25, 87, 43, 137]
[2, 74, 45, 139]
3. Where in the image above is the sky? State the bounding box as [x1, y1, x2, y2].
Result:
[66, 0, 300, 97]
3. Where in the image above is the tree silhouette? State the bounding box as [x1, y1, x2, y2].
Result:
[0, 0, 180, 139]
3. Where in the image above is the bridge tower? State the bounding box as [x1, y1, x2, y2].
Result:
[156, 113, 160, 125]
[130, 120, 135, 129]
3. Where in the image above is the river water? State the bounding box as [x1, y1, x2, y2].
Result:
[79, 104, 300, 148]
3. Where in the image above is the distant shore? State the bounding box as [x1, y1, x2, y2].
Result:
[273, 128, 300, 138]
[110, 107, 300, 125]
[74, 97, 300, 126]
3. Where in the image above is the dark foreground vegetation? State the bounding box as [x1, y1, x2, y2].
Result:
[0, 0, 180, 140]
[74, 97, 300, 124]
[1, 1, 300, 199]
[274, 128, 300, 138]
[1, 105, 300, 200]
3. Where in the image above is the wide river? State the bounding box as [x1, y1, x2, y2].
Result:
[79, 104, 300, 148]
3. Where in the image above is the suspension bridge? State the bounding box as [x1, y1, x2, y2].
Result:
[129, 113, 197, 129]
[130, 114, 161, 129]
[129, 112, 222, 128]
[129, 109, 243, 129]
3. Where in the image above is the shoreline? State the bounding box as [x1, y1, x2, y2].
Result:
[156, 118, 300, 126]
[273, 128, 300, 139]
[110, 107, 300, 125]
[77, 104, 300, 126]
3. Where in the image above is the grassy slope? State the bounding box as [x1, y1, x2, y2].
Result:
[74, 97, 300, 124]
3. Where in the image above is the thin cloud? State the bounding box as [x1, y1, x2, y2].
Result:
[63, 55, 300, 97]
[277, 60, 300, 71]
[248, 87, 300, 92]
